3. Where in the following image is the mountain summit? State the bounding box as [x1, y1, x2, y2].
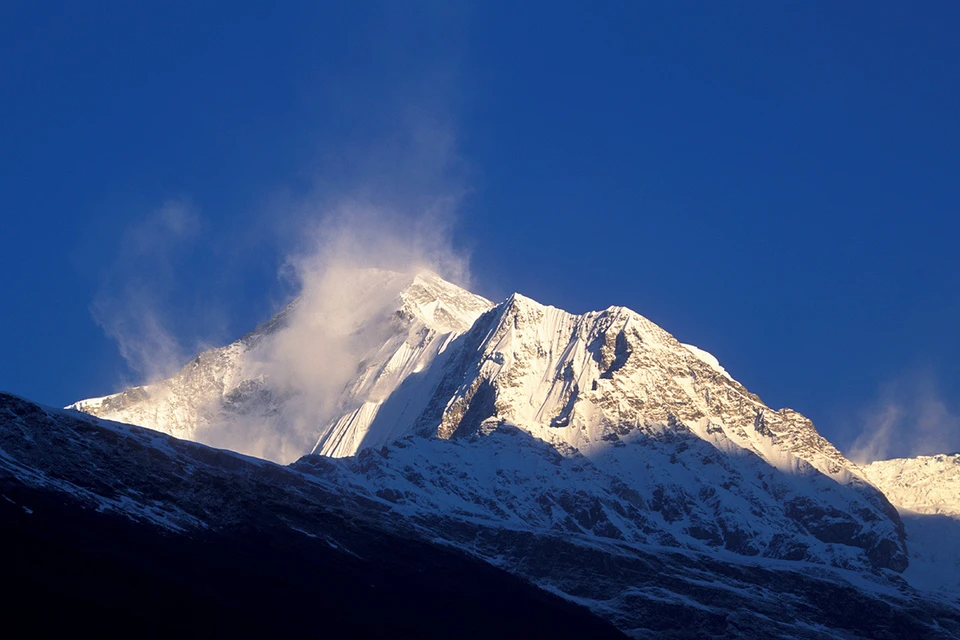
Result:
[70, 270, 911, 567]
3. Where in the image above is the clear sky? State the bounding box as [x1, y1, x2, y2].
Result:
[1, 2, 957, 460]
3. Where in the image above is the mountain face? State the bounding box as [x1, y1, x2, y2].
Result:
[64, 270, 960, 637]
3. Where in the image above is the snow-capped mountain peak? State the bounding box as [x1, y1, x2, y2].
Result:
[61, 269, 960, 631]
[69, 268, 492, 462]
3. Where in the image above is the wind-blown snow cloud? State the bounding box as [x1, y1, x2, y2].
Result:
[92, 191, 473, 465]
[184, 111, 475, 462]
[91, 200, 201, 384]
[197, 196, 474, 463]
[88, 12, 476, 461]
[847, 372, 960, 463]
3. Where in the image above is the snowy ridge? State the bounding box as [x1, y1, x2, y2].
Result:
[681, 343, 732, 380]
[862, 454, 960, 517]
[417, 292, 857, 482]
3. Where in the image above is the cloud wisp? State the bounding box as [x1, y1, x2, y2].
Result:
[91, 173, 475, 463]
[89, 109, 475, 462]
[847, 372, 960, 463]
[91, 200, 202, 386]
[82, 5, 480, 462]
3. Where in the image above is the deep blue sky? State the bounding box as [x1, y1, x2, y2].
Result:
[2, 2, 957, 459]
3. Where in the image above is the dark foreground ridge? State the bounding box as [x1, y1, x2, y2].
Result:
[2, 391, 959, 639]
[0, 392, 624, 638]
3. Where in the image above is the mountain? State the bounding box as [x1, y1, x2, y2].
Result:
[63, 269, 960, 637]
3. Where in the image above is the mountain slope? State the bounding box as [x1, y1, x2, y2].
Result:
[298, 285, 907, 572]
[0, 392, 625, 638]
[71, 272, 907, 570]
[6, 391, 959, 639]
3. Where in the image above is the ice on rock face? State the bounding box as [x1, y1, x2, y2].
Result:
[418, 291, 854, 481]
[54, 269, 960, 632]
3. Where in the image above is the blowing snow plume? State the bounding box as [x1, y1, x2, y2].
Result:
[91, 200, 202, 384]
[210, 202, 476, 463]
[201, 109, 478, 461]
[75, 202, 478, 464]
[847, 371, 960, 463]
[77, 6, 481, 462]
[82, 116, 480, 462]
